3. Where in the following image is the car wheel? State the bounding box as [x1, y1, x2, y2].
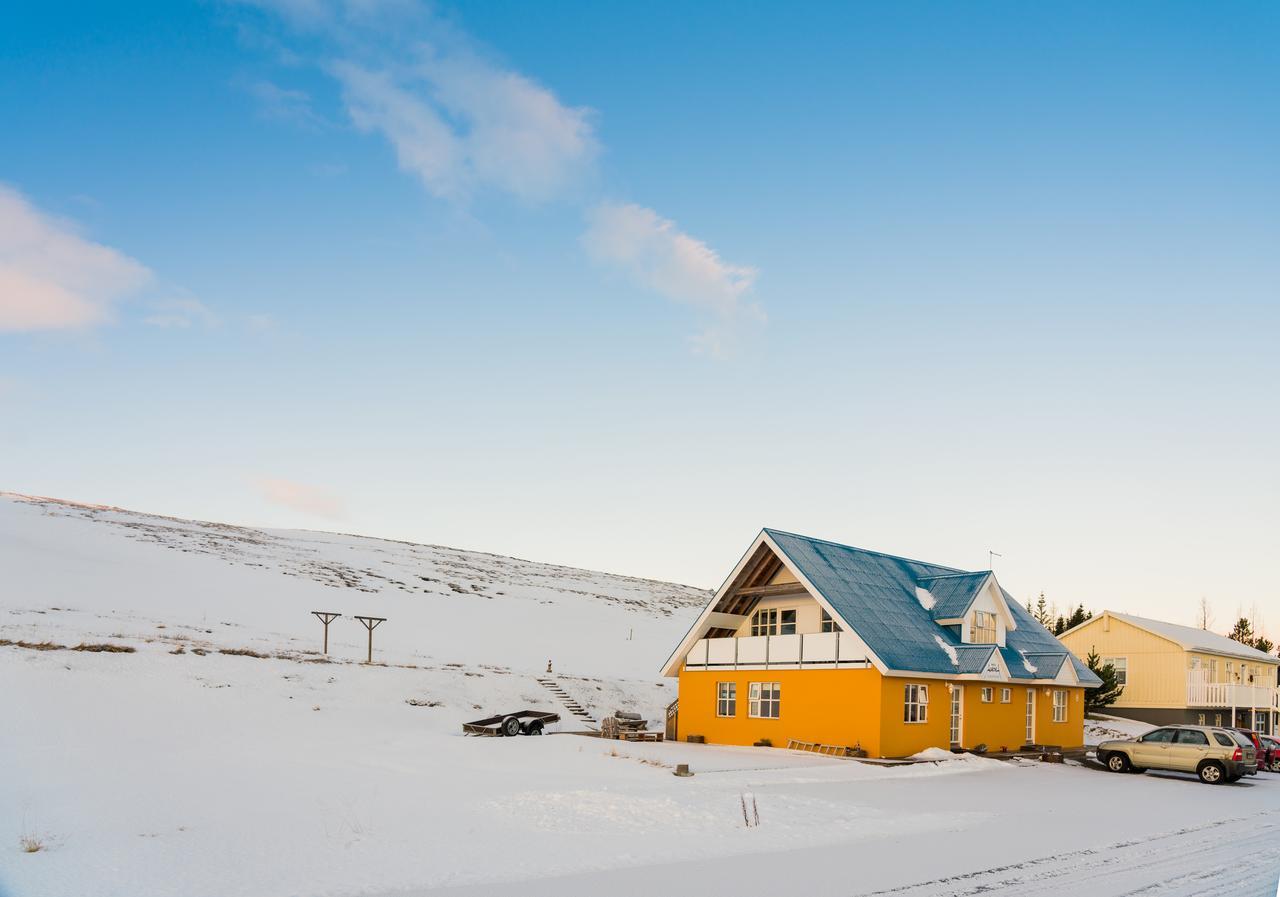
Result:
[501, 716, 522, 737]
[1197, 761, 1226, 784]
[1105, 753, 1130, 773]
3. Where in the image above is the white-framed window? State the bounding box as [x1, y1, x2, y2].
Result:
[750, 608, 797, 637]
[1103, 656, 1127, 687]
[1215, 713, 1223, 726]
[904, 683, 929, 723]
[1001, 688, 1012, 703]
[971, 610, 997, 644]
[1052, 689, 1068, 723]
[1190, 657, 1201, 671]
[748, 682, 781, 719]
[716, 682, 736, 717]
[1198, 713, 1206, 726]
[820, 609, 839, 633]
[1208, 658, 1218, 680]
[980, 687, 994, 703]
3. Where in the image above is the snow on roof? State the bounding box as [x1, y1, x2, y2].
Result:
[1107, 612, 1279, 664]
[915, 586, 936, 611]
[934, 634, 959, 667]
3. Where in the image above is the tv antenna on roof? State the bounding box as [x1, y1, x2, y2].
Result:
[988, 550, 1003, 570]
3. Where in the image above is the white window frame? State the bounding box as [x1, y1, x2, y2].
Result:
[748, 681, 781, 719]
[1103, 656, 1127, 687]
[1052, 689, 1068, 723]
[820, 609, 839, 633]
[980, 687, 994, 703]
[716, 682, 736, 717]
[1001, 688, 1012, 703]
[750, 608, 797, 637]
[1198, 713, 1206, 726]
[1025, 689, 1035, 743]
[904, 683, 929, 723]
[971, 610, 997, 644]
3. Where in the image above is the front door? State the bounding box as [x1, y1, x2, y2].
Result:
[950, 687, 963, 746]
[1025, 689, 1035, 744]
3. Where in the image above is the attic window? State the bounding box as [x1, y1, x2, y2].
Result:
[820, 610, 839, 633]
[972, 611, 997, 644]
[751, 608, 796, 637]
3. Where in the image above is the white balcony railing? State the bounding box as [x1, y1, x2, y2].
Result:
[683, 632, 869, 670]
[1187, 671, 1280, 709]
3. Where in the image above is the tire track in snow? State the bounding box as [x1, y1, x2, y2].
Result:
[862, 811, 1280, 897]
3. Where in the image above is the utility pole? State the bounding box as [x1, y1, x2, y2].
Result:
[354, 616, 386, 664]
[311, 611, 341, 655]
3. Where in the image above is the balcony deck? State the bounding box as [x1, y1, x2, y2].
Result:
[682, 633, 871, 670]
[1187, 671, 1279, 710]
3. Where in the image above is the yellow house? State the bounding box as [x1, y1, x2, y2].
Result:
[661, 529, 1098, 758]
[1059, 611, 1279, 736]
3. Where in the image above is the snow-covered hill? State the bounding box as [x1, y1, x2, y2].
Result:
[1, 492, 707, 688]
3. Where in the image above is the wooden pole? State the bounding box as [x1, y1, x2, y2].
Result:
[311, 612, 341, 655]
[354, 616, 386, 664]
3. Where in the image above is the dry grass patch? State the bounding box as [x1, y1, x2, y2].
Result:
[20, 834, 45, 853]
[0, 640, 67, 651]
[72, 643, 136, 653]
[219, 648, 268, 659]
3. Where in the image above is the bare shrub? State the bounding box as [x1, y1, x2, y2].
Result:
[20, 834, 44, 853]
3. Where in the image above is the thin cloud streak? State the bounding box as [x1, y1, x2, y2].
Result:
[257, 478, 346, 519]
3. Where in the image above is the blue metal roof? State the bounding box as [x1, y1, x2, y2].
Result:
[764, 528, 1103, 687]
[918, 572, 991, 620]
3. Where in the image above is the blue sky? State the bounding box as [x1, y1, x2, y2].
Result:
[2, 1, 1277, 630]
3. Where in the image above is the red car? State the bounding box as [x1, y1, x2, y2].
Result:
[1231, 729, 1268, 773]
[1259, 736, 1280, 772]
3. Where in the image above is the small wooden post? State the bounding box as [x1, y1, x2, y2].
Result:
[311, 611, 341, 655]
[354, 616, 386, 664]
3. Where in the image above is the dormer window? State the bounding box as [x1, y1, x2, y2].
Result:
[972, 610, 997, 644]
[751, 607, 796, 636]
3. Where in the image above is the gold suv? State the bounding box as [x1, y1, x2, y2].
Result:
[1097, 725, 1257, 784]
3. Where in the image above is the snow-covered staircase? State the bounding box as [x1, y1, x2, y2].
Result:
[537, 678, 597, 729]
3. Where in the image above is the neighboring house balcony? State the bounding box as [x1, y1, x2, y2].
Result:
[682, 633, 870, 671]
[1187, 672, 1280, 710]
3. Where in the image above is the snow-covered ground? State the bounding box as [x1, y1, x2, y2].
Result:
[2, 493, 1279, 897]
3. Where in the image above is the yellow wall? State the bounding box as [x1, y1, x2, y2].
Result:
[1033, 684, 1086, 748]
[677, 668, 884, 755]
[678, 668, 1088, 757]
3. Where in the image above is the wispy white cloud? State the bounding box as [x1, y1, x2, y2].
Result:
[0, 185, 152, 332]
[332, 49, 596, 202]
[257, 477, 345, 518]
[143, 296, 219, 329]
[582, 203, 762, 356]
[245, 79, 327, 129]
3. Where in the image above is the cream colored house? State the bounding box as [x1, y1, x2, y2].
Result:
[1059, 611, 1279, 735]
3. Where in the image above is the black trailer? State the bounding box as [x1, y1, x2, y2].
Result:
[462, 710, 561, 737]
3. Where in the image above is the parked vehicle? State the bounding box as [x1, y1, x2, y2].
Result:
[1255, 735, 1280, 772]
[1096, 725, 1257, 784]
[461, 710, 560, 737]
[1230, 728, 1268, 773]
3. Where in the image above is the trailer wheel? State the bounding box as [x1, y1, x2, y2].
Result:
[501, 716, 522, 737]
[525, 720, 544, 736]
